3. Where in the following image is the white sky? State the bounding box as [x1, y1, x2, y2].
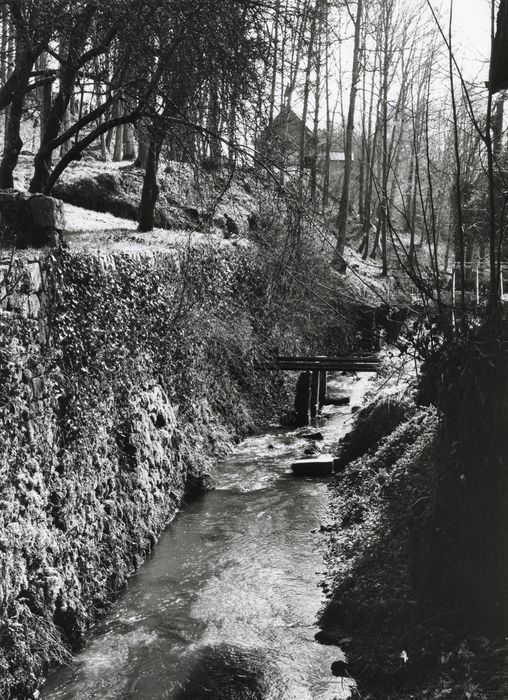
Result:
[445, 0, 492, 81]
[296, 0, 496, 127]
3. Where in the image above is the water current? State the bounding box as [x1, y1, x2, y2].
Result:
[42, 375, 371, 700]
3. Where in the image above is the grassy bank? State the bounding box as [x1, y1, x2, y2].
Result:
[321, 363, 508, 699]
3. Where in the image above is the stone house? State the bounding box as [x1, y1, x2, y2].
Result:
[257, 109, 353, 182]
[256, 107, 317, 169]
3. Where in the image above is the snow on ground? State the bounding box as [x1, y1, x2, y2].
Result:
[63, 203, 244, 255]
[340, 245, 397, 304]
[12, 154, 138, 192]
[10, 154, 253, 255]
[64, 204, 138, 233]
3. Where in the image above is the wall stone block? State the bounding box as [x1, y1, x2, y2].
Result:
[0, 190, 65, 249]
[28, 262, 43, 292]
[28, 294, 41, 319]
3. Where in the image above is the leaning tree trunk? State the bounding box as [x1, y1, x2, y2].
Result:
[30, 5, 97, 193]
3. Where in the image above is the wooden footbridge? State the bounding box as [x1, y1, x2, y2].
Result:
[260, 354, 380, 426]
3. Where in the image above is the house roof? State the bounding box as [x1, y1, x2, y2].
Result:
[266, 107, 313, 138]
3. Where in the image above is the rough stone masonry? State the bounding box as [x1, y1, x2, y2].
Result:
[0, 190, 64, 249]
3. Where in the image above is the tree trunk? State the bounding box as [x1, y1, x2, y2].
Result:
[39, 57, 53, 153]
[362, 50, 379, 260]
[322, 12, 332, 212]
[134, 118, 150, 168]
[379, 12, 391, 277]
[1, 6, 8, 145]
[310, 1, 325, 202]
[333, 0, 363, 271]
[268, 0, 281, 125]
[113, 124, 124, 161]
[358, 48, 367, 226]
[138, 139, 160, 232]
[29, 6, 97, 193]
[123, 123, 136, 160]
[299, 2, 317, 180]
[406, 147, 415, 258]
[0, 6, 7, 87]
[370, 203, 383, 259]
[113, 103, 124, 161]
[0, 35, 33, 188]
[60, 105, 72, 156]
[207, 83, 222, 167]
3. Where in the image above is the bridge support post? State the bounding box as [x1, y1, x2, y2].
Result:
[294, 371, 312, 426]
[319, 370, 327, 406]
[310, 370, 320, 424]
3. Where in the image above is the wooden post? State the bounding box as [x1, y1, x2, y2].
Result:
[452, 268, 456, 329]
[319, 370, 327, 405]
[310, 370, 320, 424]
[294, 371, 312, 426]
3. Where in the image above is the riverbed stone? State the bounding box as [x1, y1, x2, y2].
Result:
[31, 376, 45, 401]
[28, 293, 41, 318]
[174, 644, 284, 700]
[28, 261, 43, 292]
[7, 291, 29, 316]
[303, 442, 323, 455]
[300, 430, 324, 440]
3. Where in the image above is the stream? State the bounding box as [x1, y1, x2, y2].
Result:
[42, 375, 371, 700]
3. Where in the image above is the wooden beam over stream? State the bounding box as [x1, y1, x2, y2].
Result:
[259, 355, 380, 373]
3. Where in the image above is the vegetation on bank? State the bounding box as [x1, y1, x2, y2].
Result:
[321, 351, 508, 699]
[1, 0, 508, 696]
[0, 227, 364, 699]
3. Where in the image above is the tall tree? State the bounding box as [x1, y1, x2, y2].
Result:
[333, 0, 363, 271]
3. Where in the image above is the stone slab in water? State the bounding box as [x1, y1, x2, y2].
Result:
[291, 455, 335, 477]
[299, 430, 324, 441]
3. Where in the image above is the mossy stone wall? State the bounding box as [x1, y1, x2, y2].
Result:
[0, 244, 289, 698]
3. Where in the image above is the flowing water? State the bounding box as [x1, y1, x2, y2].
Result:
[42, 375, 371, 700]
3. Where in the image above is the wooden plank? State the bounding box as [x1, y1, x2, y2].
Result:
[271, 362, 379, 372]
[275, 355, 378, 363]
[255, 354, 380, 372]
[256, 364, 379, 372]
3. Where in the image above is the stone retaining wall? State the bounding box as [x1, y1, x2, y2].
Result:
[0, 191, 64, 248]
[0, 245, 288, 699]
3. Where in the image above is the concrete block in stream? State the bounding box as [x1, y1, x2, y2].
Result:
[291, 454, 335, 477]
